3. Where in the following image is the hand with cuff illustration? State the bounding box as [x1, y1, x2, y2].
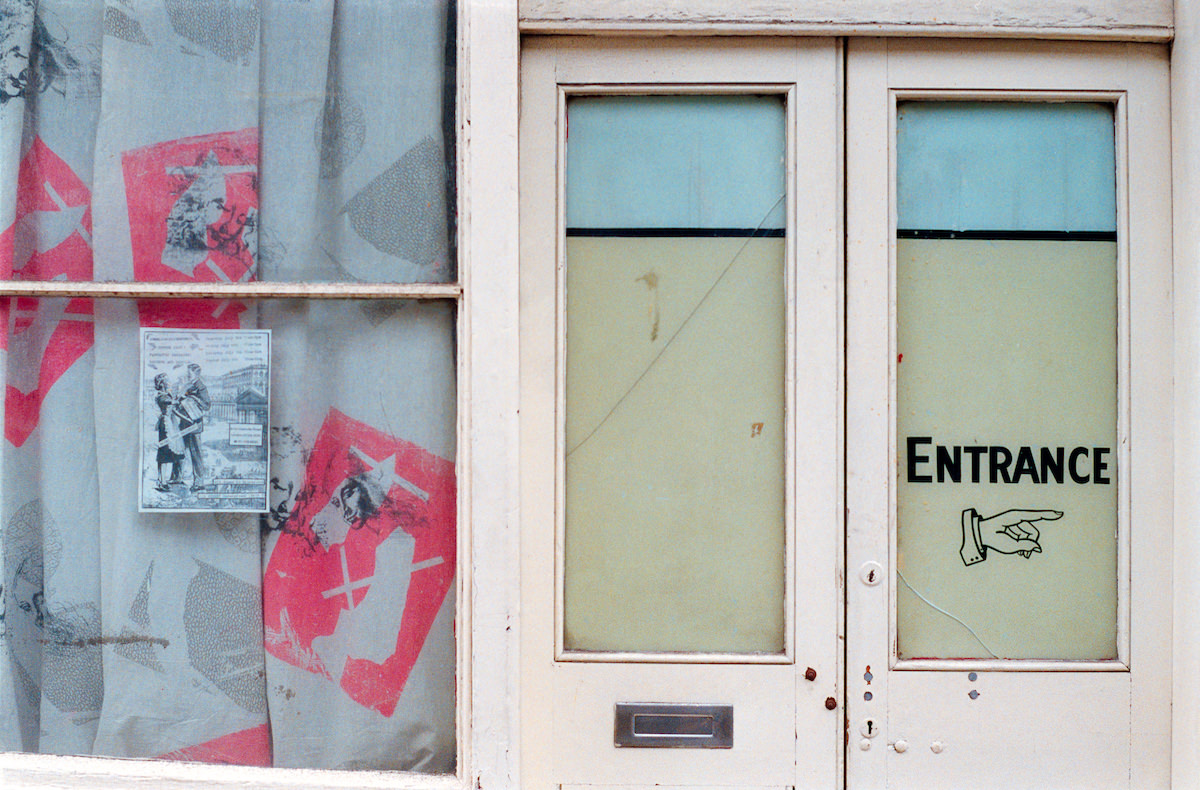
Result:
[960, 508, 1063, 566]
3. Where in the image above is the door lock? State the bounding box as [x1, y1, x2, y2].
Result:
[859, 561, 883, 586]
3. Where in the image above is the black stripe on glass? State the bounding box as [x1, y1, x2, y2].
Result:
[898, 229, 1117, 241]
[566, 227, 786, 238]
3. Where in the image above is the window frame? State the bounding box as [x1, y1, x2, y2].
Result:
[887, 88, 1133, 673]
[0, 1, 522, 788]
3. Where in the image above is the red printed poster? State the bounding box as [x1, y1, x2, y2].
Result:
[263, 409, 456, 716]
[156, 723, 271, 767]
[121, 129, 259, 330]
[0, 137, 95, 447]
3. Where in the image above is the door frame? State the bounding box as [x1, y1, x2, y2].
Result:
[518, 32, 1174, 790]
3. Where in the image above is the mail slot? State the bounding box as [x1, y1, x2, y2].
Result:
[614, 703, 733, 748]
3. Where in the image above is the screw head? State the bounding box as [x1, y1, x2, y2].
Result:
[893, 739, 908, 753]
[931, 741, 944, 754]
[859, 739, 871, 751]
[824, 697, 837, 711]
[804, 667, 817, 682]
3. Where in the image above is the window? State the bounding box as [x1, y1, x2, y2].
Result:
[0, 1, 526, 788]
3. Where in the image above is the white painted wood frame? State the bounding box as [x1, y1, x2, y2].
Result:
[1174, 2, 1200, 789]
[0, 0, 523, 788]
[845, 38, 1172, 789]
[519, 0, 1172, 41]
[519, 36, 842, 790]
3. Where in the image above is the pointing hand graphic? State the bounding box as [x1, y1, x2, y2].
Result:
[960, 508, 1063, 566]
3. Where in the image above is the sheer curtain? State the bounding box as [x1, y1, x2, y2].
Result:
[0, 0, 456, 771]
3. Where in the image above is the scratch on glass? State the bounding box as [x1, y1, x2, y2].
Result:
[896, 569, 999, 659]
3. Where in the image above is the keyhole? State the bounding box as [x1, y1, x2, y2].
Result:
[867, 569, 876, 583]
[866, 720, 874, 735]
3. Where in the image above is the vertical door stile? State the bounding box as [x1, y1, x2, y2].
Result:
[845, 36, 891, 790]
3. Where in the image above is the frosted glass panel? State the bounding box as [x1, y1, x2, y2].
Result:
[895, 102, 1118, 661]
[897, 102, 1116, 233]
[566, 95, 786, 230]
[562, 95, 786, 654]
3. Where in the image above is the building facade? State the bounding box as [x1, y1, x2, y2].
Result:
[3, 1, 1200, 788]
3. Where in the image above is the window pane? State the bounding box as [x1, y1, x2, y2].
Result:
[895, 102, 1118, 660]
[0, 297, 456, 771]
[563, 95, 786, 654]
[2, 0, 455, 284]
[565, 95, 787, 230]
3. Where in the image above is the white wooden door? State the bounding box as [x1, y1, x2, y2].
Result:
[845, 38, 1172, 789]
[520, 35, 1172, 790]
[519, 37, 843, 790]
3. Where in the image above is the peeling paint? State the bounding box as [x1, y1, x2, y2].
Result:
[518, 0, 1172, 40]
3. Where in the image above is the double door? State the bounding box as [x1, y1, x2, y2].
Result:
[519, 37, 1171, 789]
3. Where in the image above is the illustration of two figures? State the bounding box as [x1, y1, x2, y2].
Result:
[153, 363, 210, 492]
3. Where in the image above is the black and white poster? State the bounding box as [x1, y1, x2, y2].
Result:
[139, 329, 271, 513]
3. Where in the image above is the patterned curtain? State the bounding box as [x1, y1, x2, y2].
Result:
[0, 0, 457, 771]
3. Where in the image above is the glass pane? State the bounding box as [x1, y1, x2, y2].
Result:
[0, 297, 456, 771]
[895, 102, 1118, 660]
[2, 0, 455, 284]
[565, 95, 787, 231]
[563, 95, 786, 654]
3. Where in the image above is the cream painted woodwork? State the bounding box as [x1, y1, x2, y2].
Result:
[845, 39, 1172, 789]
[519, 37, 842, 790]
[519, 0, 1172, 41]
[1174, 2, 1200, 787]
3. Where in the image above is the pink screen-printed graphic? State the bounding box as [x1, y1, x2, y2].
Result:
[263, 409, 456, 717]
[156, 722, 271, 766]
[121, 129, 259, 329]
[0, 137, 95, 447]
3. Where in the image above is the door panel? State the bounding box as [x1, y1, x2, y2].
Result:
[520, 37, 842, 790]
[894, 101, 1120, 662]
[562, 94, 788, 655]
[845, 38, 1171, 789]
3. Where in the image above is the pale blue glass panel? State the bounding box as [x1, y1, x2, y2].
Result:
[565, 95, 786, 230]
[897, 102, 1116, 232]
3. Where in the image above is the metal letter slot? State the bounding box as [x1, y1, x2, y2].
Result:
[613, 703, 733, 748]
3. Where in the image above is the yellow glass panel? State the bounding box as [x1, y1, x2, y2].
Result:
[896, 239, 1118, 660]
[563, 236, 785, 653]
